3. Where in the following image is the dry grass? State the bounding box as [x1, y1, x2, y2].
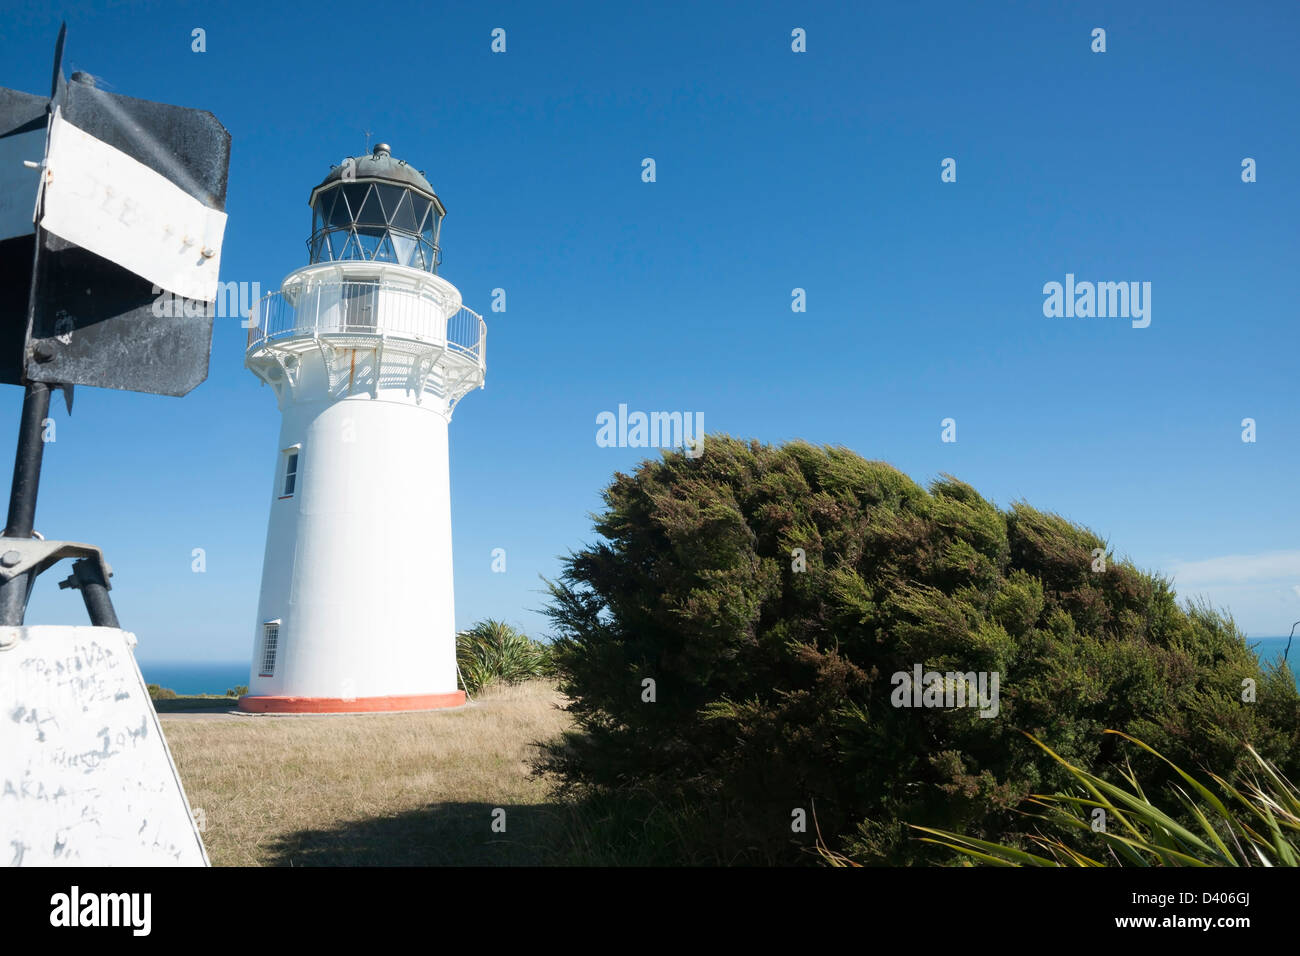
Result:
[161, 680, 573, 866]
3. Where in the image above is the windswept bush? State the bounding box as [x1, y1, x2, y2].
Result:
[456, 619, 553, 695]
[539, 435, 1300, 865]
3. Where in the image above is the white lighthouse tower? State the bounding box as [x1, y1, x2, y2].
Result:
[239, 144, 485, 713]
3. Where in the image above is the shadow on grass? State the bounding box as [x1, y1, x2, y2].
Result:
[264, 802, 567, 866]
[262, 794, 820, 866]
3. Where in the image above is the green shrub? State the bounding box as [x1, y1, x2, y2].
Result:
[226, 685, 249, 698]
[147, 683, 178, 700]
[456, 619, 553, 695]
[538, 435, 1300, 865]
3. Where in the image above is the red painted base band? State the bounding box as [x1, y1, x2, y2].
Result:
[237, 691, 466, 714]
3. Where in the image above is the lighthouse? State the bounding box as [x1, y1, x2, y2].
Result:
[239, 144, 485, 713]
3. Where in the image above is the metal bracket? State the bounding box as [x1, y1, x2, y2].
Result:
[56, 555, 119, 628]
[408, 350, 434, 405]
[269, 350, 299, 390]
[0, 535, 112, 587]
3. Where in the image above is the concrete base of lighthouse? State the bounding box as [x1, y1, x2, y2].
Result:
[236, 690, 466, 714]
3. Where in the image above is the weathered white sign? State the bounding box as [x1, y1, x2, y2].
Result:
[0, 625, 208, 866]
[40, 108, 227, 302]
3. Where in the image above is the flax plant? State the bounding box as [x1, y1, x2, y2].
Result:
[913, 731, 1300, 867]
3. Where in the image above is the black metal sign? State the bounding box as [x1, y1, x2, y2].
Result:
[0, 25, 231, 397]
[0, 24, 231, 626]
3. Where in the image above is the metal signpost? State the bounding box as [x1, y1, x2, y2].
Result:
[0, 25, 230, 867]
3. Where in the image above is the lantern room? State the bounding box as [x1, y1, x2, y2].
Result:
[307, 143, 446, 272]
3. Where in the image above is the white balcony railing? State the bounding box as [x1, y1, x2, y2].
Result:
[246, 280, 485, 368]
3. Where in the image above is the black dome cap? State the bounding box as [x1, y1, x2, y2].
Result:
[309, 143, 441, 207]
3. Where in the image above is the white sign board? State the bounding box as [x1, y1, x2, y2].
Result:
[41, 108, 227, 302]
[0, 625, 208, 866]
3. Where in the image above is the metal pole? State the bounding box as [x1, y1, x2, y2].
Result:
[67, 558, 119, 628]
[5, 381, 51, 538]
[0, 381, 52, 625]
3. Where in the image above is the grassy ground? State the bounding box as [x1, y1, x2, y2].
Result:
[161, 680, 574, 866]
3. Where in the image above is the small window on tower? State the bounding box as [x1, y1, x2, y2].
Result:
[281, 450, 299, 498]
[260, 621, 280, 677]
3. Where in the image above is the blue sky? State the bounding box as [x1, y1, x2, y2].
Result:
[2, 0, 1297, 660]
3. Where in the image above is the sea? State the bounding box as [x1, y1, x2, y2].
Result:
[133, 638, 1300, 696]
[1250, 637, 1299, 686]
[138, 661, 250, 696]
